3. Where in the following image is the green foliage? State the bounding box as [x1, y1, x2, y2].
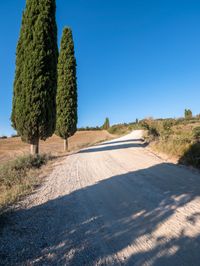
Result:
[141, 119, 176, 141]
[0, 136, 7, 139]
[108, 121, 143, 135]
[140, 119, 159, 139]
[108, 123, 131, 135]
[179, 143, 200, 168]
[184, 109, 193, 120]
[140, 120, 150, 130]
[78, 126, 101, 131]
[107, 116, 200, 169]
[108, 125, 127, 135]
[192, 127, 200, 141]
[56, 27, 77, 139]
[102, 118, 110, 130]
[148, 127, 160, 138]
[162, 120, 173, 132]
[11, 134, 19, 138]
[144, 117, 200, 168]
[11, 0, 58, 144]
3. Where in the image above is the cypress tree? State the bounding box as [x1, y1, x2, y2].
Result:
[11, 0, 58, 154]
[11, 12, 25, 130]
[56, 27, 78, 151]
[102, 118, 110, 130]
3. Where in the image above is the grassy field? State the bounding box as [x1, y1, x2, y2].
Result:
[0, 130, 114, 211]
[0, 130, 113, 164]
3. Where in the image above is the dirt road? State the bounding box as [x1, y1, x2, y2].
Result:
[1, 130, 200, 265]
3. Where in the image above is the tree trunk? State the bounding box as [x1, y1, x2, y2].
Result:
[30, 139, 39, 155]
[64, 138, 68, 152]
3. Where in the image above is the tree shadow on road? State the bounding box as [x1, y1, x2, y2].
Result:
[179, 142, 200, 169]
[1, 162, 200, 265]
[97, 139, 144, 146]
[79, 141, 148, 153]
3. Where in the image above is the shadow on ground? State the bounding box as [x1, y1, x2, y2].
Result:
[179, 142, 200, 169]
[79, 140, 148, 153]
[97, 139, 144, 146]
[1, 161, 200, 265]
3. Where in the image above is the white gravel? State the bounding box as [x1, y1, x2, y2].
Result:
[1, 130, 200, 265]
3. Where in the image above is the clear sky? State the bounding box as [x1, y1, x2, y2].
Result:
[0, 0, 200, 136]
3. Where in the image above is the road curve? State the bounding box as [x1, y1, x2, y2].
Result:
[1, 130, 200, 265]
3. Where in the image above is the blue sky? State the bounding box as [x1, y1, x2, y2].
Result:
[0, 0, 200, 136]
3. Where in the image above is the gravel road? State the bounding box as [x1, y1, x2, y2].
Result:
[1, 130, 200, 266]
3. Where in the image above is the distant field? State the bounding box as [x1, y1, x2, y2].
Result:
[0, 130, 113, 164]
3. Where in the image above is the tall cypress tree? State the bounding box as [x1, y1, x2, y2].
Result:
[102, 118, 110, 130]
[11, 0, 58, 154]
[11, 11, 25, 130]
[56, 27, 78, 151]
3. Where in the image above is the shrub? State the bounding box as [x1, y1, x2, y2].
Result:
[0, 154, 52, 210]
[0, 136, 7, 139]
[184, 109, 193, 120]
[192, 127, 200, 142]
[162, 120, 173, 132]
[11, 134, 19, 138]
[78, 126, 101, 131]
[108, 124, 130, 135]
[140, 120, 150, 130]
[148, 126, 160, 138]
[179, 143, 200, 168]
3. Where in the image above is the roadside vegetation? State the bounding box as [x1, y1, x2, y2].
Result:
[0, 154, 52, 212]
[0, 130, 114, 211]
[56, 27, 77, 152]
[108, 120, 142, 135]
[12, 0, 78, 155]
[106, 113, 200, 169]
[141, 115, 200, 168]
[78, 126, 102, 131]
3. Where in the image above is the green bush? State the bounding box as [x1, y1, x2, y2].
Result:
[162, 120, 173, 132]
[0, 136, 7, 139]
[148, 126, 160, 138]
[179, 143, 200, 168]
[108, 124, 130, 135]
[11, 134, 19, 138]
[192, 127, 200, 141]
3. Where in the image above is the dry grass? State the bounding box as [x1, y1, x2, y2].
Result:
[150, 140, 190, 159]
[0, 130, 113, 164]
[0, 130, 114, 211]
[0, 154, 53, 212]
[147, 121, 200, 166]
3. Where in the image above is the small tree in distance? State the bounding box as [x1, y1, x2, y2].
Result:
[184, 109, 192, 120]
[56, 27, 78, 151]
[102, 118, 110, 130]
